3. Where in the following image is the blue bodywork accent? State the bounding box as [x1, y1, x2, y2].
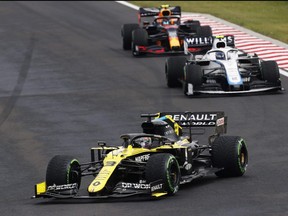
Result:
[212, 60, 243, 86]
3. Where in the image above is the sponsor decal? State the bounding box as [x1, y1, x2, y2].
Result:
[105, 161, 116, 166]
[185, 37, 213, 45]
[95, 169, 112, 180]
[121, 182, 150, 190]
[167, 113, 217, 126]
[47, 183, 78, 191]
[93, 181, 100, 187]
[216, 117, 225, 126]
[151, 183, 163, 192]
[185, 35, 234, 47]
[225, 35, 234, 45]
[135, 154, 150, 162]
[170, 113, 217, 121]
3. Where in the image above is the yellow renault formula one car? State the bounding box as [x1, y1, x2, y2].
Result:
[33, 112, 248, 200]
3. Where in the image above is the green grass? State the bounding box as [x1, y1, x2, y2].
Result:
[130, 1, 288, 44]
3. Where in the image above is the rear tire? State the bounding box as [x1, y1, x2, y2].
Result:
[183, 64, 202, 95]
[46, 155, 81, 189]
[261, 61, 280, 85]
[145, 153, 180, 195]
[197, 26, 212, 37]
[121, 23, 140, 50]
[189, 20, 200, 27]
[185, 20, 201, 33]
[211, 136, 248, 177]
[165, 57, 187, 88]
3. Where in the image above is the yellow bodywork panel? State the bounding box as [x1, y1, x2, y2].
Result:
[169, 37, 180, 49]
[88, 146, 152, 193]
[88, 140, 188, 194]
[152, 192, 168, 197]
[35, 181, 46, 195]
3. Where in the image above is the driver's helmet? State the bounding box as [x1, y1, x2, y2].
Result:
[134, 137, 152, 148]
[215, 51, 225, 60]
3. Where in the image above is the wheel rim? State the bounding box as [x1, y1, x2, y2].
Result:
[169, 161, 179, 188]
[68, 160, 81, 187]
[238, 144, 248, 171]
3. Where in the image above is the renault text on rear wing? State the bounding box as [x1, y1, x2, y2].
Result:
[157, 111, 227, 134]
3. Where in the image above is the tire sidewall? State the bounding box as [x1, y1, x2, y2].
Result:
[122, 24, 139, 50]
[212, 136, 248, 177]
[165, 57, 186, 88]
[166, 155, 180, 194]
[183, 64, 202, 95]
[46, 155, 81, 188]
[236, 138, 248, 174]
[132, 28, 148, 56]
[261, 60, 280, 84]
[145, 153, 180, 195]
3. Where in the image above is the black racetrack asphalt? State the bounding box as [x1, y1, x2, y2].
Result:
[1, 1, 288, 216]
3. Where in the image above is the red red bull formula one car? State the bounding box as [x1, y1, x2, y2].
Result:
[121, 5, 213, 56]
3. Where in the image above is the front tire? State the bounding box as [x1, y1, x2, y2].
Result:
[46, 155, 81, 189]
[183, 64, 202, 96]
[121, 23, 140, 50]
[132, 28, 148, 56]
[145, 153, 180, 195]
[211, 136, 248, 177]
[261, 61, 280, 85]
[165, 57, 187, 88]
[197, 25, 213, 37]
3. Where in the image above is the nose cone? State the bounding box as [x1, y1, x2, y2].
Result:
[169, 37, 180, 49]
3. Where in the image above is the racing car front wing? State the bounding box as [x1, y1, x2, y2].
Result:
[186, 84, 284, 96]
[33, 180, 167, 199]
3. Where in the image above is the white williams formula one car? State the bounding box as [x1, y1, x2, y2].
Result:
[165, 35, 284, 96]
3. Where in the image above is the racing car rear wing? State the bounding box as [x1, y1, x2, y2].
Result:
[184, 35, 235, 55]
[157, 111, 227, 134]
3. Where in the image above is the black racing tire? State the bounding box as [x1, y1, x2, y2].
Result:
[184, 20, 200, 27]
[183, 64, 202, 95]
[184, 20, 201, 32]
[260, 61, 280, 85]
[190, 20, 200, 27]
[46, 155, 81, 189]
[197, 25, 213, 37]
[145, 153, 180, 195]
[132, 28, 148, 46]
[132, 28, 148, 56]
[121, 23, 140, 50]
[211, 136, 248, 177]
[165, 57, 187, 88]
